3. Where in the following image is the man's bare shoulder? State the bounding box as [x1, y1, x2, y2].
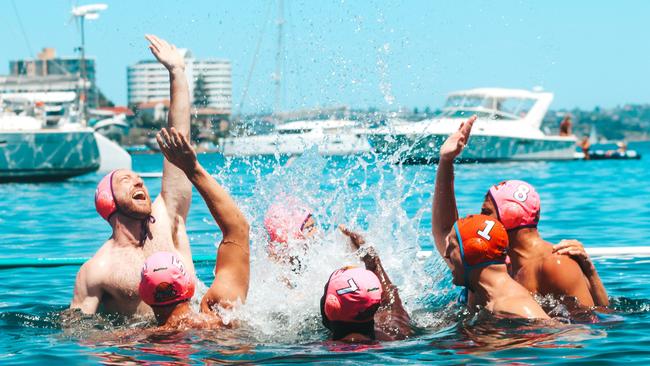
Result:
[80, 241, 114, 281]
[539, 253, 587, 290]
[492, 290, 549, 319]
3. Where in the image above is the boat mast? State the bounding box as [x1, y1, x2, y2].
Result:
[79, 15, 87, 123]
[273, 0, 284, 121]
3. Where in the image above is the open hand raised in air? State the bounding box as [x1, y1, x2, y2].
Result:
[145, 34, 185, 72]
[439, 115, 477, 162]
[156, 127, 198, 175]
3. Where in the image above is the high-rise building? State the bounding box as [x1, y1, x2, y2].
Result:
[127, 49, 232, 114]
[7, 48, 99, 107]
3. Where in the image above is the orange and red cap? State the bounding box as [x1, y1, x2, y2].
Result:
[454, 214, 509, 287]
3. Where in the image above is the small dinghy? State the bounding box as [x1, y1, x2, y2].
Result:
[588, 150, 641, 160]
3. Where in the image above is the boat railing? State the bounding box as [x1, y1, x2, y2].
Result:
[441, 107, 521, 121]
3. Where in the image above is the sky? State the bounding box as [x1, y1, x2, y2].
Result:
[1, 0, 648, 113]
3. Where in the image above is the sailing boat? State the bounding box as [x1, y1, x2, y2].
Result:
[220, 1, 371, 157]
[588, 124, 599, 145]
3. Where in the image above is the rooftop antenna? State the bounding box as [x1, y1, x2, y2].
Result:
[71, 3, 107, 123]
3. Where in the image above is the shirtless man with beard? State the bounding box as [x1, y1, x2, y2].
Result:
[70, 35, 199, 316]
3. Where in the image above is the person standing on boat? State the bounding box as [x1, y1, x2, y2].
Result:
[431, 116, 609, 312]
[319, 226, 413, 342]
[71, 35, 201, 316]
[579, 135, 591, 160]
[559, 114, 572, 136]
[138, 127, 250, 328]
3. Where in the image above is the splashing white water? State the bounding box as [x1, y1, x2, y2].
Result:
[207, 147, 451, 343]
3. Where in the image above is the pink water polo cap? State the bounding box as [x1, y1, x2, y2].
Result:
[95, 170, 118, 222]
[139, 252, 195, 307]
[264, 197, 312, 243]
[323, 267, 382, 323]
[488, 180, 541, 230]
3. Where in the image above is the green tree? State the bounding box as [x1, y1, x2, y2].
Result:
[193, 73, 209, 108]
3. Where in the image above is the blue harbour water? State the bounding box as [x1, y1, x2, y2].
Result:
[1, 142, 650, 365]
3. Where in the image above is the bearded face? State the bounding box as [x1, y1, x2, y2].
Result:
[111, 169, 152, 219]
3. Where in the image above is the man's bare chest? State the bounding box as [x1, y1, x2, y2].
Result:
[102, 237, 176, 299]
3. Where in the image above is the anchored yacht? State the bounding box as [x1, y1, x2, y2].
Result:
[358, 88, 576, 163]
[0, 92, 130, 182]
[221, 119, 371, 157]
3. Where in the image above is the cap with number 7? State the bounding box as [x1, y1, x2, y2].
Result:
[488, 180, 541, 230]
[321, 267, 382, 323]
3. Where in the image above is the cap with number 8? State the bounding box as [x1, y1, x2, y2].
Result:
[488, 180, 540, 231]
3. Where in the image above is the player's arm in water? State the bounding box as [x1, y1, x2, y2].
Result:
[340, 226, 413, 340]
[432, 116, 477, 263]
[156, 128, 250, 313]
[553, 239, 609, 306]
[145, 35, 193, 256]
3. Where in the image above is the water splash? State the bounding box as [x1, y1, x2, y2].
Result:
[208, 147, 447, 343]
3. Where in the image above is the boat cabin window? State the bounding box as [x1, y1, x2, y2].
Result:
[444, 95, 494, 109]
[496, 97, 535, 118]
[443, 94, 536, 120]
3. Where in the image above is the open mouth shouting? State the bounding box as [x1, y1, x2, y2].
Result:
[132, 189, 148, 202]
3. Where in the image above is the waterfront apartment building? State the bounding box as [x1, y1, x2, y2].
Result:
[127, 49, 232, 114]
[7, 48, 99, 107]
[0, 74, 80, 95]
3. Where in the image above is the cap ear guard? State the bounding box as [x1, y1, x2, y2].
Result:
[324, 294, 341, 321]
[462, 237, 492, 267]
[497, 202, 526, 230]
[320, 270, 336, 330]
[95, 170, 118, 222]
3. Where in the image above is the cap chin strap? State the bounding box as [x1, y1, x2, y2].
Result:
[454, 223, 505, 291]
[150, 297, 190, 308]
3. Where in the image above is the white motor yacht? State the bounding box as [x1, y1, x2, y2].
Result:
[358, 88, 576, 163]
[221, 119, 371, 157]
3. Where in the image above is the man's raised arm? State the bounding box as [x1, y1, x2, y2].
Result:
[432, 116, 476, 259]
[145, 34, 192, 224]
[156, 128, 250, 312]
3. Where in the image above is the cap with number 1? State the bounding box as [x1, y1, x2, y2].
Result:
[455, 214, 509, 267]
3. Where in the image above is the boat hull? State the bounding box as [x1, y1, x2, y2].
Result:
[0, 129, 100, 182]
[221, 134, 371, 157]
[368, 133, 577, 164]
